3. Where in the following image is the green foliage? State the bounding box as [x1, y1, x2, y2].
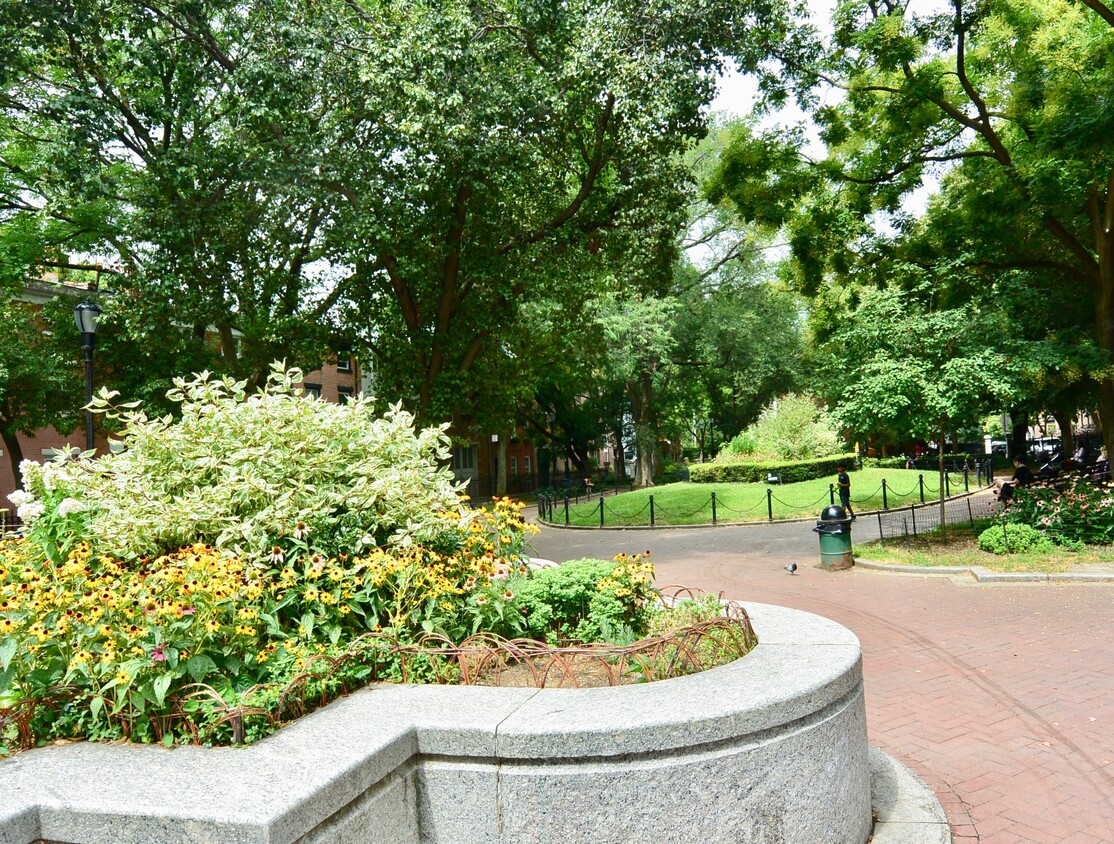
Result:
[0, 299, 82, 481]
[690, 453, 857, 485]
[512, 556, 657, 645]
[717, 393, 844, 461]
[820, 284, 1018, 444]
[977, 523, 1054, 555]
[11, 366, 462, 562]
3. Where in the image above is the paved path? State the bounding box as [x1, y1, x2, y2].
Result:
[530, 521, 1114, 844]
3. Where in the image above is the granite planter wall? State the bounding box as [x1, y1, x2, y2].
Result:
[0, 602, 872, 844]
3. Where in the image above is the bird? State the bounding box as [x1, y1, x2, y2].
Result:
[784, 563, 798, 575]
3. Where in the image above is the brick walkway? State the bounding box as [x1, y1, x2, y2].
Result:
[531, 521, 1114, 843]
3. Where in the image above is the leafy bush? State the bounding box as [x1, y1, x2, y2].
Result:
[690, 453, 857, 484]
[512, 555, 657, 644]
[717, 394, 844, 462]
[11, 366, 462, 562]
[977, 523, 1054, 554]
[1005, 479, 1114, 546]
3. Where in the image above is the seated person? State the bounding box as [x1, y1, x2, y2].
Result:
[995, 458, 1033, 503]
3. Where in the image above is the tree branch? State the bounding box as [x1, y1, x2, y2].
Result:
[1078, 0, 1114, 28]
[496, 93, 615, 254]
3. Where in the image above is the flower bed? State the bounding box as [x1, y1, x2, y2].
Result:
[1, 367, 754, 753]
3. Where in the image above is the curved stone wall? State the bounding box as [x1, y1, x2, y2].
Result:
[0, 603, 872, 844]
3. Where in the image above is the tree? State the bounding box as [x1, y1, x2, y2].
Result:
[4, 0, 784, 422]
[0, 299, 81, 484]
[821, 282, 1018, 528]
[761, 0, 1114, 453]
[598, 294, 678, 488]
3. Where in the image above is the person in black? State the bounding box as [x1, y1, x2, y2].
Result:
[836, 463, 855, 519]
[996, 457, 1033, 504]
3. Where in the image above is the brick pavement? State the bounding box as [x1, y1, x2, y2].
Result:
[530, 521, 1114, 843]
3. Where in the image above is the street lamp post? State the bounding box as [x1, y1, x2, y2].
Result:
[73, 300, 102, 453]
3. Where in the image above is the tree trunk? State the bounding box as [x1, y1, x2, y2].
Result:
[1051, 408, 1075, 459]
[629, 370, 658, 488]
[611, 423, 627, 481]
[2, 426, 25, 498]
[1091, 169, 1114, 461]
[495, 434, 507, 496]
[938, 428, 948, 542]
[1010, 412, 1028, 459]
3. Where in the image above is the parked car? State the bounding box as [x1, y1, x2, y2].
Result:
[1029, 437, 1061, 462]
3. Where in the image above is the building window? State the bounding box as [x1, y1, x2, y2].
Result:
[510, 456, 518, 477]
[336, 352, 353, 373]
[524, 456, 532, 475]
[337, 386, 354, 404]
[303, 383, 322, 399]
[451, 445, 477, 474]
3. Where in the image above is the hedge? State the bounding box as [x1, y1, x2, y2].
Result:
[862, 453, 992, 470]
[689, 453, 858, 484]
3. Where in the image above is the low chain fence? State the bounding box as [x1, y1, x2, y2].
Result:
[538, 459, 995, 528]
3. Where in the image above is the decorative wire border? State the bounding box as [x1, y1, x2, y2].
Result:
[0, 588, 756, 750]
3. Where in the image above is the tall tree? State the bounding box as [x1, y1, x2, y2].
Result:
[822, 281, 1018, 528]
[4, 0, 790, 422]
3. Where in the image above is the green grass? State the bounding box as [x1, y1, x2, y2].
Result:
[857, 535, 1114, 573]
[548, 468, 972, 527]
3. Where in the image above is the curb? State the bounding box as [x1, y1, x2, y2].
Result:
[869, 747, 952, 843]
[854, 557, 1114, 583]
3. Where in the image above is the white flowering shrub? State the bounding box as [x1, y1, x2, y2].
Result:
[11, 365, 464, 561]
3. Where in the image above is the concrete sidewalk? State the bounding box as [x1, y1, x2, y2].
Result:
[530, 522, 1114, 844]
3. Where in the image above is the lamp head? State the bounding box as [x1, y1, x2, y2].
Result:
[73, 300, 102, 335]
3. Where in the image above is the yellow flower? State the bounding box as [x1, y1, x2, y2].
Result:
[205, 619, 221, 634]
[235, 624, 256, 637]
[115, 670, 130, 685]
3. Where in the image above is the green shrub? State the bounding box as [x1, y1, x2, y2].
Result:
[977, 523, 1054, 554]
[690, 453, 858, 485]
[716, 394, 844, 462]
[11, 366, 462, 562]
[512, 555, 657, 644]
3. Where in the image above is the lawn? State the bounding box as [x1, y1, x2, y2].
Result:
[547, 468, 974, 527]
[857, 534, 1114, 573]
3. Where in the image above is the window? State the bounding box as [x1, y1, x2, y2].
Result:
[524, 456, 532, 475]
[510, 456, 518, 477]
[336, 352, 353, 373]
[337, 386, 354, 404]
[451, 445, 477, 474]
[303, 383, 322, 399]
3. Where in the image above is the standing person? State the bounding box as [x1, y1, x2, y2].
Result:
[837, 463, 855, 519]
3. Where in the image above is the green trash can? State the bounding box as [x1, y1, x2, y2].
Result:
[814, 504, 854, 570]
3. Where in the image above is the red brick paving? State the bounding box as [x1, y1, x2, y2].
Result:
[531, 522, 1114, 843]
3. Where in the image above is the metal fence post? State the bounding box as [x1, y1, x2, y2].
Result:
[564, 494, 570, 526]
[599, 495, 604, 528]
[829, 483, 835, 505]
[919, 474, 925, 504]
[767, 488, 773, 521]
[964, 467, 969, 492]
[911, 504, 917, 538]
[711, 491, 717, 525]
[649, 494, 655, 527]
[882, 478, 888, 510]
[877, 511, 884, 546]
[945, 473, 951, 496]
